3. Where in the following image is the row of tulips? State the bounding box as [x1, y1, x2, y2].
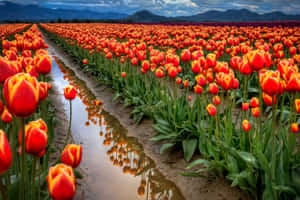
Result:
[0, 24, 83, 200]
[40, 23, 300, 199]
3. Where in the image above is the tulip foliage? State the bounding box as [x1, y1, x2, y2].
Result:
[0, 24, 83, 200]
[40, 23, 300, 199]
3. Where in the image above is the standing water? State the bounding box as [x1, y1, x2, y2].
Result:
[49, 54, 185, 200]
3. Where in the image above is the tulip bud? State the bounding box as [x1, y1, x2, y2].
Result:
[251, 107, 260, 118]
[47, 164, 76, 200]
[155, 68, 164, 78]
[0, 130, 12, 175]
[292, 123, 299, 133]
[168, 67, 177, 78]
[183, 80, 189, 88]
[121, 72, 126, 78]
[242, 120, 251, 132]
[39, 82, 48, 101]
[295, 99, 300, 114]
[4, 73, 39, 118]
[206, 53, 216, 67]
[36, 55, 52, 75]
[263, 93, 276, 106]
[193, 85, 203, 94]
[1, 107, 12, 123]
[61, 144, 82, 168]
[176, 77, 182, 85]
[242, 103, 249, 111]
[213, 96, 221, 106]
[83, 59, 88, 65]
[209, 83, 219, 95]
[19, 119, 48, 157]
[64, 85, 77, 100]
[180, 49, 191, 62]
[206, 104, 217, 116]
[250, 97, 259, 108]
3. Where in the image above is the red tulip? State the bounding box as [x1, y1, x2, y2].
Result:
[295, 99, 300, 114]
[194, 85, 203, 94]
[263, 93, 276, 106]
[39, 82, 49, 101]
[0, 130, 12, 175]
[250, 97, 259, 108]
[64, 85, 77, 100]
[83, 59, 88, 64]
[47, 164, 76, 200]
[121, 72, 126, 78]
[209, 83, 219, 95]
[206, 104, 216, 116]
[242, 103, 249, 111]
[19, 119, 48, 157]
[213, 96, 221, 106]
[0, 57, 19, 83]
[291, 123, 299, 133]
[35, 55, 52, 75]
[1, 107, 12, 123]
[242, 120, 251, 132]
[259, 70, 281, 96]
[61, 144, 82, 168]
[251, 107, 260, 118]
[4, 73, 39, 118]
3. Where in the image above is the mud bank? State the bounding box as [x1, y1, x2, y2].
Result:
[44, 33, 248, 200]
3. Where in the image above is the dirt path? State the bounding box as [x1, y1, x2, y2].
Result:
[43, 33, 248, 200]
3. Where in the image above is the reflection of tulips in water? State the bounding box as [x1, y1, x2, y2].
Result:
[55, 58, 184, 200]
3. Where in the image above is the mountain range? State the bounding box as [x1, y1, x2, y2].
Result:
[1, 1, 300, 22]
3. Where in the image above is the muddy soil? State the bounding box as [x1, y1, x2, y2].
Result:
[44, 33, 249, 200]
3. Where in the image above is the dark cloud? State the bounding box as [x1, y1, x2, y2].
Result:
[1, 0, 300, 15]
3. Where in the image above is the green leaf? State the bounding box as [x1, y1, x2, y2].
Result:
[237, 151, 257, 167]
[186, 159, 210, 169]
[160, 143, 176, 154]
[182, 139, 198, 162]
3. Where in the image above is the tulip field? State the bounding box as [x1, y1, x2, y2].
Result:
[0, 22, 300, 200]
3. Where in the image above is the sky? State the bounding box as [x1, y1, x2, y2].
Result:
[2, 0, 300, 16]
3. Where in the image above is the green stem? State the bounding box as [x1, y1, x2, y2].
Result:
[0, 177, 7, 200]
[19, 118, 26, 200]
[271, 95, 277, 192]
[31, 158, 37, 200]
[38, 158, 41, 200]
[64, 100, 72, 148]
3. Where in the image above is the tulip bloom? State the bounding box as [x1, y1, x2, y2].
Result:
[155, 68, 164, 78]
[19, 119, 48, 157]
[206, 104, 217, 116]
[260, 70, 281, 96]
[121, 72, 126, 78]
[242, 120, 251, 132]
[47, 164, 76, 200]
[213, 96, 221, 106]
[263, 93, 276, 106]
[295, 99, 300, 114]
[0, 130, 12, 175]
[209, 83, 219, 95]
[94, 100, 103, 106]
[242, 103, 249, 111]
[83, 59, 88, 64]
[251, 107, 260, 118]
[61, 144, 82, 168]
[250, 97, 259, 108]
[193, 85, 203, 94]
[39, 82, 49, 101]
[64, 85, 77, 100]
[0, 57, 19, 83]
[1, 107, 12, 123]
[36, 55, 52, 75]
[3, 73, 39, 118]
[292, 123, 299, 133]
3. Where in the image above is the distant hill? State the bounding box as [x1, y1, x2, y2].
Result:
[0, 1, 128, 21]
[125, 9, 300, 23]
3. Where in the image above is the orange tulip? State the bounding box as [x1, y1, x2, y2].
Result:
[47, 164, 76, 200]
[3, 73, 39, 118]
[0, 130, 12, 175]
[61, 144, 82, 168]
[19, 119, 48, 157]
[242, 120, 251, 132]
[64, 85, 77, 100]
[206, 104, 216, 116]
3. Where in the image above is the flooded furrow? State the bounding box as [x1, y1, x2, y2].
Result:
[49, 54, 185, 200]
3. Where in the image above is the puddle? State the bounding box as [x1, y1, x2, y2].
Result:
[49, 55, 185, 200]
